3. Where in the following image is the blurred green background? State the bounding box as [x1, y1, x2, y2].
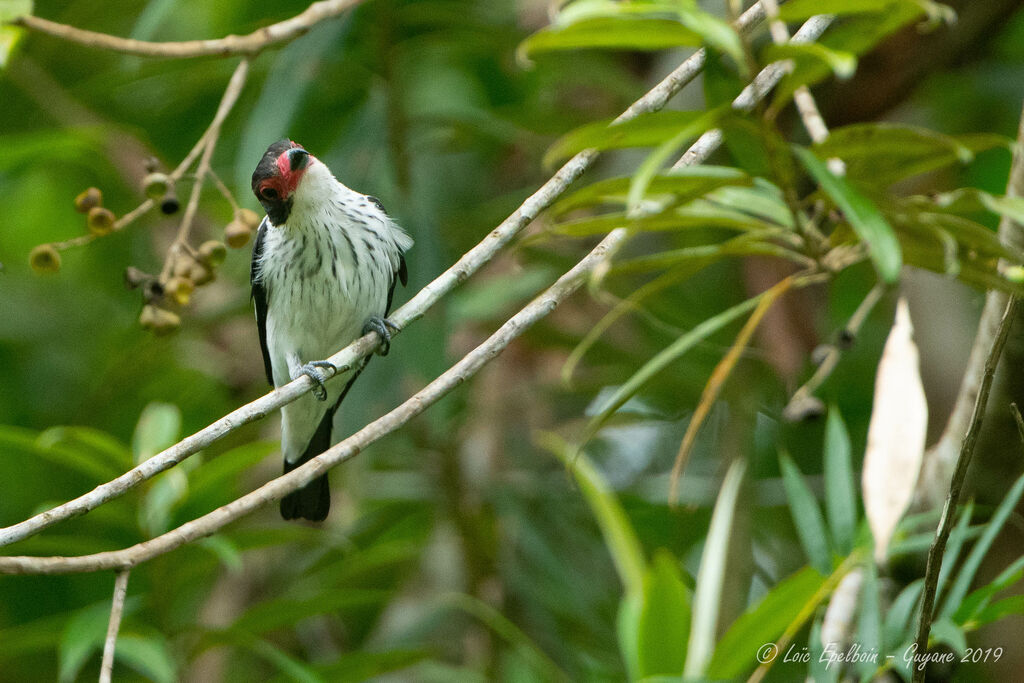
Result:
[3, 1, 1024, 681]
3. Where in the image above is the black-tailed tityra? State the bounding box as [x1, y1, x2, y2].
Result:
[250, 140, 412, 521]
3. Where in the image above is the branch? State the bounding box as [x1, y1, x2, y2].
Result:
[11, 0, 365, 59]
[910, 100, 1024, 681]
[99, 570, 131, 683]
[0, 229, 629, 574]
[0, 0, 775, 550]
[910, 297, 1017, 680]
[917, 101, 1024, 506]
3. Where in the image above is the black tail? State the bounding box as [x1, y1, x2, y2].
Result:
[280, 408, 332, 522]
[279, 359, 370, 522]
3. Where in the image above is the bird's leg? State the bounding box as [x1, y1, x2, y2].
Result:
[293, 360, 336, 402]
[362, 316, 399, 356]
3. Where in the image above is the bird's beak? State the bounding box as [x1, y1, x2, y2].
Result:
[287, 148, 310, 173]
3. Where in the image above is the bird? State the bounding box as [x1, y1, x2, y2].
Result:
[250, 140, 412, 521]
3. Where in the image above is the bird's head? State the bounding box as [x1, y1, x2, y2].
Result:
[251, 140, 314, 225]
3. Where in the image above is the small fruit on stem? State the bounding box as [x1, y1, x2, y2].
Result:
[198, 240, 227, 267]
[143, 172, 172, 200]
[87, 207, 116, 236]
[29, 244, 61, 273]
[74, 187, 103, 213]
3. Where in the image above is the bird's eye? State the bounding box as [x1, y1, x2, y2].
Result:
[260, 187, 279, 201]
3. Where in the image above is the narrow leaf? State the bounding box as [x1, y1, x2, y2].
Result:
[519, 17, 701, 62]
[685, 457, 748, 678]
[635, 551, 692, 677]
[779, 452, 832, 574]
[823, 407, 857, 554]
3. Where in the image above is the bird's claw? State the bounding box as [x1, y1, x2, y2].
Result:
[362, 316, 399, 356]
[298, 360, 336, 401]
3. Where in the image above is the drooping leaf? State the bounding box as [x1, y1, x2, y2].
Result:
[861, 298, 927, 561]
[823, 407, 857, 554]
[954, 555, 1024, 627]
[779, 452, 832, 574]
[115, 635, 177, 683]
[795, 145, 902, 282]
[883, 579, 923, 652]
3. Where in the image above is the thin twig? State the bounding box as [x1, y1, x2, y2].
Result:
[207, 169, 242, 213]
[158, 59, 250, 280]
[0, 1, 780, 550]
[99, 570, 131, 683]
[782, 282, 886, 420]
[911, 297, 1017, 681]
[1011, 403, 1024, 447]
[11, 0, 366, 59]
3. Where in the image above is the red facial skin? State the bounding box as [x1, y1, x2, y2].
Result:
[257, 143, 311, 201]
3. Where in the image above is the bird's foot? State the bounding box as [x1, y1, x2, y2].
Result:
[297, 360, 336, 401]
[362, 316, 399, 356]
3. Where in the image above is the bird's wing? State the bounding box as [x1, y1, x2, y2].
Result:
[250, 217, 274, 385]
[368, 195, 410, 316]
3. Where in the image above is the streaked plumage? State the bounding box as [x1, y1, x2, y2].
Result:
[250, 141, 412, 521]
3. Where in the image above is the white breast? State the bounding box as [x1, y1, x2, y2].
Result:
[255, 163, 411, 386]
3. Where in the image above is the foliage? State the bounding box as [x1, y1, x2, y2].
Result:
[5, 0, 1024, 681]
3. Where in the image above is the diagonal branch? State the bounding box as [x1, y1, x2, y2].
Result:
[0, 1, 777, 550]
[11, 0, 366, 59]
[0, 228, 628, 574]
[0, 8, 842, 575]
[99, 570, 131, 683]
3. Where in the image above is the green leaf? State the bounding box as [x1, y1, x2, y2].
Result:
[706, 566, 827, 679]
[761, 43, 857, 79]
[973, 595, 1024, 628]
[131, 402, 182, 464]
[0, 24, 23, 68]
[116, 635, 177, 683]
[0, 0, 31, 23]
[617, 591, 643, 680]
[553, 165, 751, 215]
[795, 145, 902, 282]
[225, 590, 389, 637]
[635, 550, 692, 677]
[540, 433, 646, 594]
[777, 0, 922, 20]
[685, 457, 748, 678]
[940, 473, 1024, 619]
[0, 425, 119, 484]
[823, 407, 857, 554]
[543, 110, 715, 168]
[576, 292, 763, 447]
[708, 181, 795, 227]
[675, 4, 746, 73]
[814, 123, 1001, 187]
[954, 555, 1024, 627]
[779, 452, 832, 574]
[244, 636, 322, 683]
[37, 426, 132, 471]
[518, 17, 701, 61]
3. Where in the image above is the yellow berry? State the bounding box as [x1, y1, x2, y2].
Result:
[224, 220, 252, 248]
[140, 304, 180, 335]
[74, 187, 103, 214]
[198, 240, 227, 267]
[29, 244, 61, 273]
[87, 207, 116, 236]
[187, 262, 215, 286]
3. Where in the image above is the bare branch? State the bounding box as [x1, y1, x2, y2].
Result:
[11, 0, 366, 59]
[0, 229, 629, 574]
[99, 570, 131, 683]
[0, 1, 777, 550]
[910, 100, 1024, 681]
